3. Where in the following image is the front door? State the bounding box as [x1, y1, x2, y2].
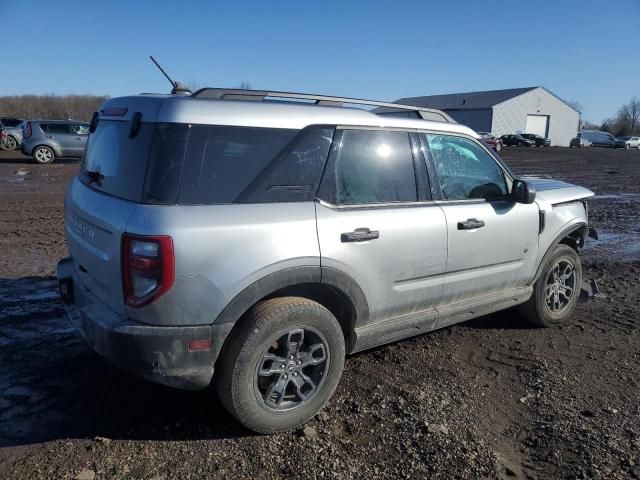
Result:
[316, 128, 448, 324]
[421, 132, 540, 307]
[69, 123, 89, 157]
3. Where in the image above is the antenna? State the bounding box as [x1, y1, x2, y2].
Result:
[149, 56, 192, 95]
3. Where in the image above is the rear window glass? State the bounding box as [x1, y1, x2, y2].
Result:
[81, 120, 154, 202]
[82, 121, 332, 205]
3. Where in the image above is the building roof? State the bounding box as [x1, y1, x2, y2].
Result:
[395, 87, 539, 110]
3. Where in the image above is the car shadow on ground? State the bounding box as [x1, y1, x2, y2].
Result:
[0, 276, 251, 448]
[465, 309, 538, 331]
[0, 150, 80, 165]
[0, 276, 538, 448]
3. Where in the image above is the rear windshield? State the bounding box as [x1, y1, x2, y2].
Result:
[81, 120, 333, 204]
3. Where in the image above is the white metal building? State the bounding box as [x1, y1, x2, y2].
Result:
[395, 86, 580, 146]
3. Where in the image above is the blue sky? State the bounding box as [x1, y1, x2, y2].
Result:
[4, 0, 638, 122]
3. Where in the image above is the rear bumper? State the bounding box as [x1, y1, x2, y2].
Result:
[57, 257, 232, 390]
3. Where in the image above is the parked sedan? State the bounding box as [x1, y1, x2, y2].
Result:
[500, 134, 536, 147]
[477, 132, 503, 152]
[520, 133, 551, 147]
[614, 136, 640, 149]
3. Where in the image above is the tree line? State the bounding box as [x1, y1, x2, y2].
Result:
[0, 94, 108, 123]
[582, 96, 640, 136]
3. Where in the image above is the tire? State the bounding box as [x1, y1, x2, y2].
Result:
[518, 244, 582, 327]
[517, 141, 524, 147]
[0, 135, 18, 151]
[216, 297, 345, 433]
[33, 145, 55, 164]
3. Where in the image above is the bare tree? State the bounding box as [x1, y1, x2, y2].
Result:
[0, 94, 107, 122]
[617, 96, 640, 135]
[566, 99, 583, 114]
[238, 82, 252, 90]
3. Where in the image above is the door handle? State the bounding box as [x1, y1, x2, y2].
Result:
[457, 218, 485, 230]
[46, 135, 54, 139]
[341, 227, 379, 243]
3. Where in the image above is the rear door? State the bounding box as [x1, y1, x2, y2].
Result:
[316, 128, 447, 324]
[44, 123, 75, 156]
[422, 133, 539, 307]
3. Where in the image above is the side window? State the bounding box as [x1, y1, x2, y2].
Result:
[179, 125, 298, 204]
[72, 124, 89, 134]
[318, 129, 417, 205]
[235, 126, 334, 203]
[47, 124, 71, 134]
[424, 134, 508, 201]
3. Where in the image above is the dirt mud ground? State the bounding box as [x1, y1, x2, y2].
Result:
[0, 147, 638, 480]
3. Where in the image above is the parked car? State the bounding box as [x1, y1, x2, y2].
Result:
[614, 136, 640, 149]
[576, 130, 616, 148]
[57, 87, 596, 434]
[0, 117, 25, 151]
[477, 131, 503, 152]
[570, 133, 592, 148]
[21, 120, 89, 163]
[520, 133, 551, 147]
[501, 134, 536, 147]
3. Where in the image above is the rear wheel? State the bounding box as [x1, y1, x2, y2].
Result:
[33, 145, 55, 164]
[0, 135, 17, 151]
[518, 244, 582, 327]
[517, 141, 524, 147]
[216, 297, 345, 433]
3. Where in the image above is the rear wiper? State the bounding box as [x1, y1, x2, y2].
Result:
[84, 170, 103, 184]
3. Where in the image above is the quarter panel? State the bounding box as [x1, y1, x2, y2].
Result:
[124, 203, 321, 326]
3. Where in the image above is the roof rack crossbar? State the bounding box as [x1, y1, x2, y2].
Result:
[190, 88, 454, 123]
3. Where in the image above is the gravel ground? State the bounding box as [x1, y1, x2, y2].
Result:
[0, 147, 638, 480]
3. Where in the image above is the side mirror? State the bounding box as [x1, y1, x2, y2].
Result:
[511, 179, 536, 204]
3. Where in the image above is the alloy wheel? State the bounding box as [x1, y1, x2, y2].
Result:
[254, 326, 330, 412]
[35, 147, 53, 163]
[544, 260, 576, 314]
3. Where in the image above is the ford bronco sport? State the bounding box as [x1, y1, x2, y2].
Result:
[57, 88, 596, 433]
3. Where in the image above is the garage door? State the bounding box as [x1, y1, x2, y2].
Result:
[525, 115, 549, 137]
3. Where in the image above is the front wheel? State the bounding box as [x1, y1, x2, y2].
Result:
[518, 244, 582, 327]
[216, 297, 345, 433]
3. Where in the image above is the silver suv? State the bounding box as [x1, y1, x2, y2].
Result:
[21, 119, 89, 163]
[57, 88, 596, 433]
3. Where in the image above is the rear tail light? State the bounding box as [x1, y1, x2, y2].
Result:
[24, 121, 32, 139]
[122, 234, 175, 307]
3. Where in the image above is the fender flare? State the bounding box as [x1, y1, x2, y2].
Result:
[529, 223, 587, 286]
[212, 266, 369, 330]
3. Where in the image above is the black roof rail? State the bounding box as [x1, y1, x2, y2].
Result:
[190, 88, 455, 123]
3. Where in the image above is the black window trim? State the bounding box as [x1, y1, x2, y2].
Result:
[315, 126, 430, 210]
